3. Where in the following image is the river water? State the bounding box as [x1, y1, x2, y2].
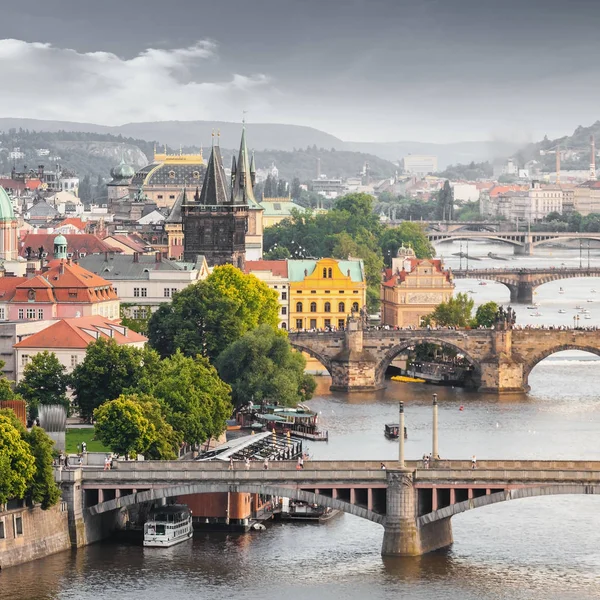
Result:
[3, 243, 600, 600]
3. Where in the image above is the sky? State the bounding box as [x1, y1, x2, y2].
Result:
[0, 0, 599, 143]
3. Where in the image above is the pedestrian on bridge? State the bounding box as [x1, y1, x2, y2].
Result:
[471, 455, 477, 469]
[245, 457, 250, 470]
[264, 457, 269, 470]
[229, 457, 234, 471]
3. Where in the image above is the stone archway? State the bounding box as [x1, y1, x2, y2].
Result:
[289, 340, 333, 375]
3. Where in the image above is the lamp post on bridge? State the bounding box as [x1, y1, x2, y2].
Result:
[398, 402, 405, 468]
[432, 393, 440, 460]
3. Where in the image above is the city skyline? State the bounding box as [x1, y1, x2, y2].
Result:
[0, 0, 599, 143]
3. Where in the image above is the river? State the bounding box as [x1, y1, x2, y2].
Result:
[2, 243, 600, 600]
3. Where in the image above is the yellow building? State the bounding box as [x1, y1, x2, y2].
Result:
[289, 258, 366, 331]
[381, 247, 454, 328]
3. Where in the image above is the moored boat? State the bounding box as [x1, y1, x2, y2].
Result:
[143, 505, 193, 547]
[384, 423, 407, 439]
[391, 375, 426, 384]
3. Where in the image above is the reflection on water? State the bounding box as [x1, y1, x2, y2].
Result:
[2, 246, 600, 599]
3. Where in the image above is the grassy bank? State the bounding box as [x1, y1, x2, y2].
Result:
[65, 427, 109, 453]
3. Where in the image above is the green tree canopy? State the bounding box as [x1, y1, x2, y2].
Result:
[70, 339, 161, 421]
[16, 351, 69, 420]
[147, 265, 280, 361]
[474, 301, 499, 328]
[138, 352, 232, 446]
[380, 223, 435, 265]
[25, 426, 61, 509]
[426, 293, 475, 328]
[215, 325, 317, 408]
[0, 412, 36, 505]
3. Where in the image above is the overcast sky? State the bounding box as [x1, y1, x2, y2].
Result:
[0, 0, 598, 143]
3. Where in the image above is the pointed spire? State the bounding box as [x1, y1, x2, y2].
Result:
[231, 123, 257, 206]
[199, 145, 230, 206]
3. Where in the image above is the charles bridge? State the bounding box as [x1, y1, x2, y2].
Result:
[426, 230, 600, 255]
[452, 266, 600, 303]
[290, 325, 600, 392]
[56, 458, 600, 557]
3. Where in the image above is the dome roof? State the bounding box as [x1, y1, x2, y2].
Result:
[110, 159, 136, 181]
[0, 186, 15, 222]
[54, 234, 68, 246]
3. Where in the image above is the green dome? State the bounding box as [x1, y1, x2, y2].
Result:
[54, 234, 67, 246]
[110, 159, 135, 181]
[0, 186, 15, 222]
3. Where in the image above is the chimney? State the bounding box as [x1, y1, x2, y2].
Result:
[133, 252, 140, 263]
[26, 262, 36, 278]
[59, 261, 65, 275]
[155, 251, 161, 263]
[104, 251, 109, 261]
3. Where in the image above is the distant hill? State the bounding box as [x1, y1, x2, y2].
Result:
[0, 118, 518, 169]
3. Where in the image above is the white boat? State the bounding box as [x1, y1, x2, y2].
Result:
[575, 305, 583, 309]
[559, 288, 565, 294]
[558, 309, 566, 314]
[143, 505, 193, 547]
[527, 305, 539, 310]
[587, 299, 594, 303]
[585, 315, 592, 320]
[592, 289, 597, 293]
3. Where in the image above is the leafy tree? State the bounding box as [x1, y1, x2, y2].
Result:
[148, 265, 279, 361]
[474, 301, 499, 328]
[263, 174, 275, 198]
[216, 325, 316, 407]
[16, 351, 69, 420]
[94, 396, 154, 457]
[138, 352, 232, 446]
[0, 412, 36, 505]
[568, 211, 583, 232]
[78, 174, 92, 204]
[263, 246, 292, 260]
[277, 178, 288, 196]
[133, 394, 181, 459]
[25, 427, 61, 509]
[380, 223, 435, 265]
[425, 293, 474, 328]
[291, 177, 302, 200]
[93, 174, 104, 201]
[70, 339, 161, 421]
[436, 180, 454, 220]
[119, 304, 151, 335]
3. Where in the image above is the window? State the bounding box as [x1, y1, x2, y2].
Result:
[0, 308, 5, 319]
[141, 288, 147, 298]
[168, 170, 175, 178]
[339, 290, 345, 294]
[338, 319, 345, 329]
[164, 288, 171, 298]
[26, 308, 35, 319]
[169, 195, 175, 200]
[338, 302, 345, 313]
[21, 355, 29, 366]
[14, 515, 23, 537]
[134, 288, 140, 297]
[296, 302, 303, 313]
[310, 319, 317, 329]
[324, 290, 330, 294]
[71, 355, 78, 368]
[353, 290, 359, 294]
[18, 309, 23, 319]
[113, 287, 117, 296]
[0, 518, 4, 539]
[281, 291, 287, 300]
[310, 302, 317, 313]
[311, 290, 316, 294]
[157, 195, 163, 200]
[281, 322, 287, 329]
[352, 302, 359, 311]
[322, 268, 327, 278]
[328, 268, 332, 278]
[324, 302, 331, 313]
[295, 319, 302, 329]
[324, 318, 331, 328]
[172, 288, 177, 297]
[281, 306, 287, 315]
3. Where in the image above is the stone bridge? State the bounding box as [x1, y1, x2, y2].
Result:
[427, 230, 600, 255]
[57, 459, 600, 557]
[452, 267, 600, 304]
[290, 326, 600, 392]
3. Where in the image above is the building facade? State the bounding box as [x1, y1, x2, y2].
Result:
[244, 260, 290, 329]
[381, 247, 454, 328]
[0, 185, 19, 260]
[289, 258, 366, 331]
[401, 155, 438, 176]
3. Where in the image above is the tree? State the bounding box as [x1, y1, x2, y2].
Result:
[291, 177, 301, 200]
[264, 174, 275, 198]
[0, 412, 36, 505]
[78, 174, 92, 204]
[94, 396, 154, 457]
[139, 352, 232, 446]
[216, 325, 316, 407]
[436, 180, 454, 221]
[263, 246, 291, 260]
[16, 351, 69, 420]
[119, 304, 151, 335]
[148, 265, 280, 361]
[93, 174, 104, 201]
[70, 339, 161, 421]
[426, 293, 475, 328]
[474, 301, 499, 328]
[277, 178, 288, 196]
[25, 427, 61, 509]
[380, 223, 435, 265]
[133, 394, 181, 459]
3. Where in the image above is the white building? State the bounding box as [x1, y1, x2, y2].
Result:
[451, 183, 480, 202]
[401, 155, 438, 176]
[244, 260, 290, 330]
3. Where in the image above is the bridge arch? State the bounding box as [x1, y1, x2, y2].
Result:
[521, 345, 600, 388]
[86, 481, 385, 525]
[430, 234, 525, 248]
[375, 337, 481, 385]
[288, 341, 333, 375]
[418, 484, 600, 527]
[532, 234, 600, 247]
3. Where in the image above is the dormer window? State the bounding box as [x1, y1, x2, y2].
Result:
[168, 170, 176, 179]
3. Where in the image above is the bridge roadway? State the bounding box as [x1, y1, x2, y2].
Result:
[451, 266, 600, 303]
[58, 459, 600, 557]
[290, 326, 600, 393]
[427, 230, 600, 255]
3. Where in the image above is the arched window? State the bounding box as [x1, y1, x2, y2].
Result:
[296, 302, 303, 313]
[328, 268, 333, 278]
[281, 322, 287, 329]
[338, 302, 345, 313]
[324, 302, 331, 313]
[310, 302, 317, 313]
[352, 302, 359, 312]
[323, 268, 327, 278]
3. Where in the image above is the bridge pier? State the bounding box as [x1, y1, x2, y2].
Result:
[382, 471, 453, 556]
[478, 330, 528, 393]
[514, 282, 534, 304]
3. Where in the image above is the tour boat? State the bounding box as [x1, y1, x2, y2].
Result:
[558, 309, 566, 314]
[384, 423, 407, 440]
[143, 505, 193, 547]
[587, 299, 594, 303]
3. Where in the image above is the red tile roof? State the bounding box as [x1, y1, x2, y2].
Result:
[14, 316, 147, 350]
[0, 277, 28, 300]
[19, 233, 118, 259]
[382, 259, 451, 287]
[103, 235, 147, 253]
[58, 218, 86, 231]
[488, 185, 528, 198]
[245, 260, 288, 278]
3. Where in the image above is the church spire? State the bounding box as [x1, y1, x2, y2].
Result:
[231, 123, 257, 206]
[199, 144, 229, 206]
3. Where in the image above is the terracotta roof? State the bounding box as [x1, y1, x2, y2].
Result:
[245, 260, 288, 278]
[488, 185, 528, 198]
[0, 277, 28, 300]
[383, 259, 451, 287]
[103, 235, 147, 253]
[19, 233, 118, 259]
[14, 316, 147, 350]
[58, 218, 86, 231]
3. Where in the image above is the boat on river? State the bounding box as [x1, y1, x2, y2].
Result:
[559, 287, 565, 294]
[532, 311, 542, 317]
[527, 304, 539, 310]
[384, 423, 407, 440]
[558, 309, 566, 314]
[391, 375, 426, 384]
[143, 505, 193, 547]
